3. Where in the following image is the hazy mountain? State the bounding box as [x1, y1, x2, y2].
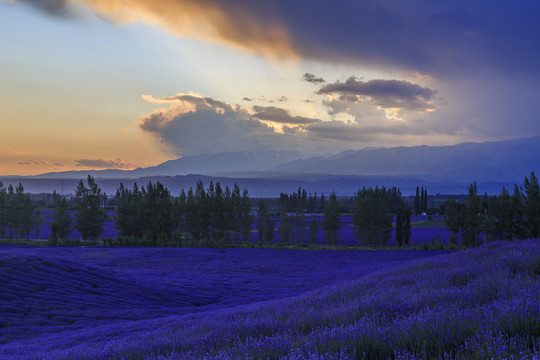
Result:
[0, 173, 515, 197]
[32, 150, 304, 179]
[272, 136, 540, 183]
[9, 137, 538, 196]
[133, 150, 303, 177]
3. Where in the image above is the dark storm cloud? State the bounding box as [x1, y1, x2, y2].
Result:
[75, 158, 134, 169]
[252, 105, 320, 125]
[303, 73, 325, 84]
[19, 0, 540, 77]
[318, 78, 436, 111]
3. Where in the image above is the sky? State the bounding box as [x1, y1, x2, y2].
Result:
[1, 0, 540, 175]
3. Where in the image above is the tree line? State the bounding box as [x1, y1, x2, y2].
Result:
[0, 182, 40, 239]
[68, 176, 254, 245]
[3, 172, 539, 248]
[444, 172, 540, 247]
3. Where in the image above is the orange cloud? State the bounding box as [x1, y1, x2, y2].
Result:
[62, 0, 297, 59]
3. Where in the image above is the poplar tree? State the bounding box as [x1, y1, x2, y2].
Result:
[308, 216, 318, 244]
[462, 181, 482, 247]
[414, 186, 420, 214]
[142, 181, 173, 243]
[256, 200, 274, 243]
[293, 200, 306, 244]
[395, 206, 410, 247]
[0, 181, 6, 238]
[53, 196, 72, 240]
[523, 171, 540, 238]
[238, 188, 254, 243]
[278, 207, 292, 244]
[74, 175, 106, 240]
[403, 206, 411, 245]
[321, 192, 341, 245]
[353, 187, 392, 247]
[510, 184, 527, 240]
[115, 182, 144, 239]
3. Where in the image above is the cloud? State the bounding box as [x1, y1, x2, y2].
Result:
[306, 120, 434, 143]
[318, 77, 436, 111]
[18, 160, 64, 166]
[303, 73, 325, 84]
[138, 92, 474, 156]
[75, 158, 135, 169]
[19, 0, 540, 78]
[139, 93, 283, 155]
[17, 0, 296, 59]
[242, 97, 254, 102]
[252, 105, 320, 125]
[17, 0, 77, 17]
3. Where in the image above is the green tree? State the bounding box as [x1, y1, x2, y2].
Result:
[195, 180, 211, 241]
[0, 181, 6, 238]
[173, 189, 187, 241]
[414, 186, 420, 215]
[293, 201, 306, 244]
[462, 181, 482, 247]
[8, 183, 34, 238]
[403, 206, 411, 246]
[321, 192, 341, 245]
[74, 175, 106, 240]
[352, 187, 392, 247]
[444, 198, 463, 237]
[422, 188, 428, 213]
[230, 184, 242, 241]
[19, 184, 34, 238]
[33, 207, 42, 239]
[387, 187, 403, 214]
[395, 206, 410, 247]
[510, 184, 527, 240]
[308, 216, 318, 244]
[484, 188, 512, 242]
[223, 185, 233, 242]
[523, 172, 540, 238]
[278, 207, 292, 244]
[256, 200, 274, 244]
[238, 188, 254, 243]
[115, 183, 144, 239]
[54, 196, 72, 240]
[210, 182, 227, 242]
[6, 184, 14, 238]
[142, 181, 174, 244]
[185, 187, 199, 241]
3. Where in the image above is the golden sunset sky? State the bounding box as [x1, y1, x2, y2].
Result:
[1, 0, 539, 175]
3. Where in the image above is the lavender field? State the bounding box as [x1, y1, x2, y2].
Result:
[1, 240, 538, 359]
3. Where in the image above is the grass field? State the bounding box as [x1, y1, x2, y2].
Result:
[1, 241, 538, 359]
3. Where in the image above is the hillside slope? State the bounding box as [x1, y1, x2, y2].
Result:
[1, 241, 538, 359]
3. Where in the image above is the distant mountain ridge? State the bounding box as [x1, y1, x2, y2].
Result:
[32, 150, 304, 179]
[272, 136, 540, 183]
[4, 136, 538, 196]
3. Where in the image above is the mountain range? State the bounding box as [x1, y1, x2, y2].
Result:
[2, 137, 539, 196]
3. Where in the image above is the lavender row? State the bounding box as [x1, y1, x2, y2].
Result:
[1, 240, 537, 359]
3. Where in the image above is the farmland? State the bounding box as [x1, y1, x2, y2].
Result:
[1, 240, 538, 359]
